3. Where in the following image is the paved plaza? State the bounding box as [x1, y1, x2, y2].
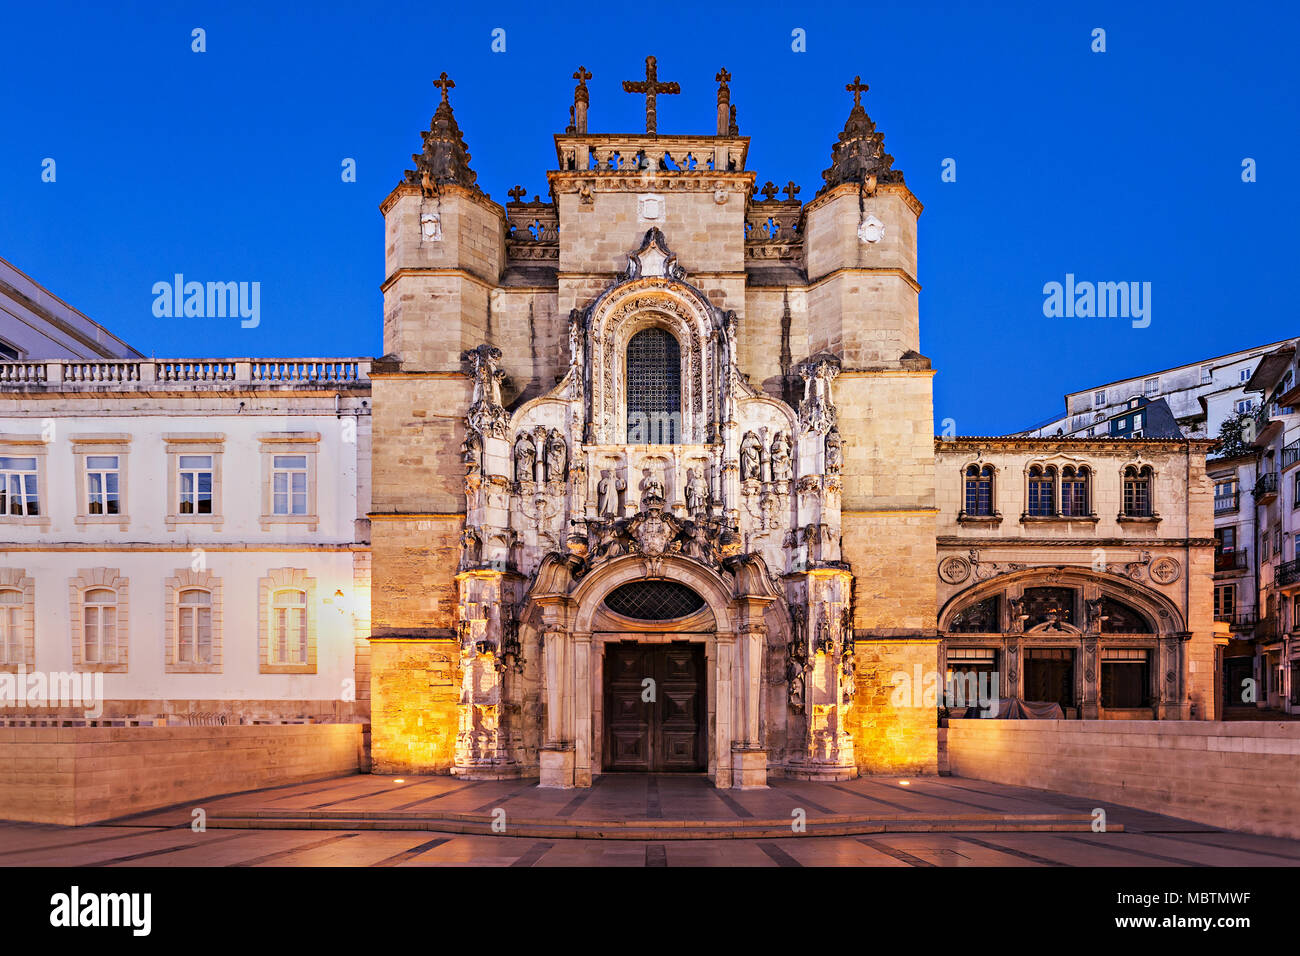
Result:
[1, 773, 1297, 866]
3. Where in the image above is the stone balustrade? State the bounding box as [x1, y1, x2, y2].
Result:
[0, 357, 371, 390]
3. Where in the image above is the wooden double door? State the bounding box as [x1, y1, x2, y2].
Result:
[603, 641, 706, 772]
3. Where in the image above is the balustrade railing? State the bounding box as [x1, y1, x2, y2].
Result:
[0, 358, 369, 388]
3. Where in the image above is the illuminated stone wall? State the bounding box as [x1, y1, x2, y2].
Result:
[369, 637, 461, 774]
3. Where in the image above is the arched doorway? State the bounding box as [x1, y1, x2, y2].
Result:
[524, 551, 777, 789]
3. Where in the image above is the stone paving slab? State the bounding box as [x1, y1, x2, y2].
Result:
[5, 771, 1295, 867]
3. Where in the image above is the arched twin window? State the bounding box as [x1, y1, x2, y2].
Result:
[1027, 465, 1057, 517]
[1060, 466, 1091, 517]
[963, 465, 995, 516]
[1123, 465, 1154, 517]
[625, 328, 681, 444]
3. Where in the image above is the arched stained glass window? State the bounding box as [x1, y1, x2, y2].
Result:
[626, 328, 681, 444]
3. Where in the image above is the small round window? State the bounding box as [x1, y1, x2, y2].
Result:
[604, 581, 705, 620]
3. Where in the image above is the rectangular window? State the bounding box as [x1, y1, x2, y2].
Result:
[1024, 648, 1075, 708]
[1094, 390, 1106, 406]
[1214, 584, 1237, 619]
[0, 590, 22, 664]
[0, 457, 39, 516]
[1124, 477, 1151, 516]
[1240, 368, 1251, 383]
[85, 455, 120, 515]
[1101, 650, 1151, 708]
[1132, 413, 1143, 430]
[178, 455, 213, 514]
[1294, 472, 1300, 510]
[1061, 479, 1088, 516]
[273, 590, 308, 664]
[1237, 399, 1254, 414]
[1144, 377, 1159, 395]
[177, 590, 212, 664]
[271, 455, 309, 515]
[1201, 365, 1213, 384]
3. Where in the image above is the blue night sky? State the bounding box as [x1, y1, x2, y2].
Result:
[1, 1, 1294, 434]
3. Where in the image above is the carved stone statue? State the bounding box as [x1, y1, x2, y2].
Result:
[1085, 596, 1106, 632]
[462, 430, 481, 475]
[797, 357, 840, 434]
[1007, 597, 1026, 634]
[459, 527, 481, 570]
[841, 653, 856, 704]
[546, 429, 567, 481]
[685, 468, 708, 515]
[825, 427, 843, 473]
[640, 468, 666, 508]
[740, 432, 761, 481]
[514, 433, 536, 484]
[597, 470, 625, 516]
[771, 431, 793, 482]
[786, 657, 806, 712]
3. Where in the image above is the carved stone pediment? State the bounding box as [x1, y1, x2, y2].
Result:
[622, 227, 685, 282]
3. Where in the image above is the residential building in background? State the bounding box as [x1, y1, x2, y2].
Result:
[1017, 340, 1292, 440]
[0, 255, 141, 361]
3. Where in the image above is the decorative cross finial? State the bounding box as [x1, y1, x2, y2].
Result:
[434, 72, 455, 103]
[573, 65, 592, 87]
[715, 68, 731, 87]
[846, 75, 869, 107]
[622, 55, 680, 134]
[760, 181, 779, 201]
[784, 181, 801, 201]
[507, 185, 527, 203]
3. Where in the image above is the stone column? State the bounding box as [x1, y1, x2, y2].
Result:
[714, 631, 735, 788]
[1080, 636, 1100, 719]
[730, 621, 769, 788]
[452, 570, 519, 779]
[539, 623, 575, 788]
[573, 631, 594, 787]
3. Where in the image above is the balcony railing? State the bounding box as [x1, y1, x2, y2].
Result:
[1278, 558, 1300, 588]
[1214, 493, 1240, 514]
[1284, 438, 1300, 470]
[1215, 549, 1249, 572]
[1254, 472, 1279, 499]
[1214, 611, 1258, 628]
[0, 359, 370, 390]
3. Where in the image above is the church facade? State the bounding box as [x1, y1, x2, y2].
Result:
[364, 61, 1215, 789]
[0, 60, 1216, 793]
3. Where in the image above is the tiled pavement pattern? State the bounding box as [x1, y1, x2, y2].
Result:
[2, 774, 1298, 866]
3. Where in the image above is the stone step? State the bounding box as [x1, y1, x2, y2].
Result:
[204, 811, 1119, 840]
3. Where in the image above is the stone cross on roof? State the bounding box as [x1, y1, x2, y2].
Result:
[507, 185, 527, 203]
[434, 71, 455, 103]
[846, 75, 869, 107]
[622, 55, 680, 134]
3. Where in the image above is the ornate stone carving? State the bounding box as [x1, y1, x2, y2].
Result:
[938, 555, 971, 584]
[798, 357, 840, 435]
[639, 467, 666, 509]
[1149, 556, 1180, 585]
[818, 75, 905, 195]
[464, 344, 509, 439]
[404, 73, 481, 195]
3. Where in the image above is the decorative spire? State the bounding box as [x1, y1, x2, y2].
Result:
[404, 72, 481, 196]
[571, 66, 592, 134]
[715, 68, 731, 136]
[818, 75, 903, 195]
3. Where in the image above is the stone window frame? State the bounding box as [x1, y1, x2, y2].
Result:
[257, 432, 320, 532]
[71, 433, 131, 530]
[957, 459, 1001, 525]
[0, 433, 51, 530]
[164, 433, 224, 531]
[68, 567, 129, 673]
[258, 567, 318, 674]
[163, 567, 223, 673]
[0, 567, 35, 673]
[1021, 458, 1100, 525]
[1118, 461, 1161, 524]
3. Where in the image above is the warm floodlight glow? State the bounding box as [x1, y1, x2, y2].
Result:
[898, 780, 910, 786]
[393, 778, 405, 784]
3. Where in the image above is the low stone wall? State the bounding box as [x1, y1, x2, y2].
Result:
[0, 723, 364, 826]
[947, 719, 1300, 839]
